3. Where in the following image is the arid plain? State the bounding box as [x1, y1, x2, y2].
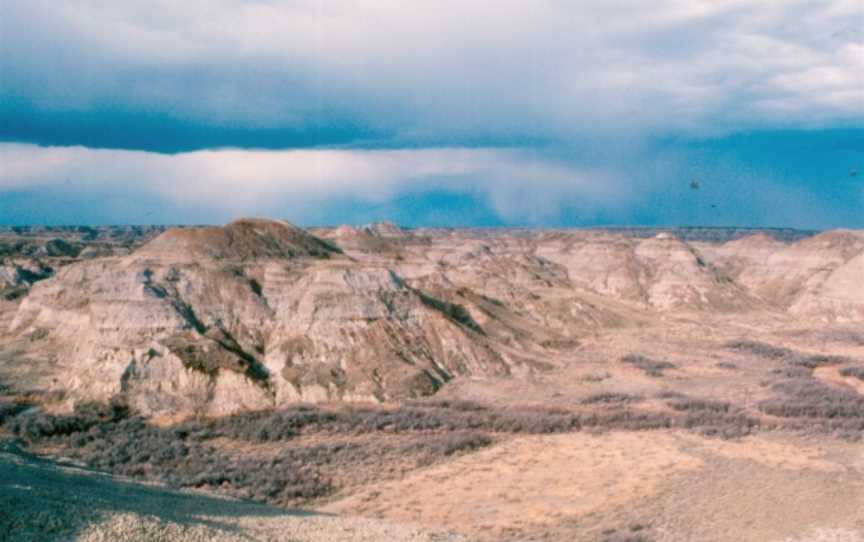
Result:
[1, 220, 863, 541]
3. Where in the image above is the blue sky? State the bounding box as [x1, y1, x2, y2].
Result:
[1, 0, 862, 227]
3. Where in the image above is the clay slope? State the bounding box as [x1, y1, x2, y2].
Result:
[395, 237, 628, 349]
[536, 232, 760, 312]
[0, 225, 164, 300]
[720, 230, 864, 320]
[788, 249, 864, 322]
[137, 218, 340, 260]
[692, 232, 789, 280]
[313, 224, 407, 262]
[7, 219, 508, 416]
[0, 259, 52, 301]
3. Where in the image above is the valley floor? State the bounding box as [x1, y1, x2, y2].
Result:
[2, 429, 862, 542]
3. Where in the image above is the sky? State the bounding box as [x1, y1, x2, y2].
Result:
[0, 0, 862, 228]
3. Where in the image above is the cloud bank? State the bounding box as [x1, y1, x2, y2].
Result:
[2, 139, 860, 229]
[0, 143, 625, 224]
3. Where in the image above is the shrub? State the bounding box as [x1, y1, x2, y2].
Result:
[667, 399, 732, 413]
[7, 398, 130, 442]
[726, 340, 853, 368]
[409, 399, 489, 411]
[12, 411, 334, 504]
[726, 340, 791, 360]
[209, 403, 585, 437]
[10, 412, 100, 441]
[760, 379, 864, 419]
[418, 292, 484, 334]
[621, 354, 676, 377]
[0, 401, 28, 426]
[2, 401, 501, 506]
[601, 529, 654, 542]
[660, 396, 757, 438]
[5, 387, 817, 510]
[582, 410, 674, 432]
[579, 372, 611, 383]
[207, 400, 733, 439]
[769, 366, 812, 379]
[758, 372, 864, 440]
[489, 409, 583, 433]
[401, 431, 493, 459]
[211, 408, 327, 442]
[839, 366, 864, 381]
[581, 392, 644, 405]
[819, 328, 864, 346]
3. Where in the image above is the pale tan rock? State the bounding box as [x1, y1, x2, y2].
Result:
[6, 219, 510, 416]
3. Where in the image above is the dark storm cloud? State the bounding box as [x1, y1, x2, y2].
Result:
[1, 0, 861, 152]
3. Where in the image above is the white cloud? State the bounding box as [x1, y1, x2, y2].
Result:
[0, 144, 625, 222]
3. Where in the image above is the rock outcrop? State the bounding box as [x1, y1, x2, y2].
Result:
[717, 230, 864, 320]
[536, 232, 760, 312]
[8, 219, 507, 416]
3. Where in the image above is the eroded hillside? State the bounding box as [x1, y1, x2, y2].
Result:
[2, 220, 864, 541]
[1, 220, 862, 417]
